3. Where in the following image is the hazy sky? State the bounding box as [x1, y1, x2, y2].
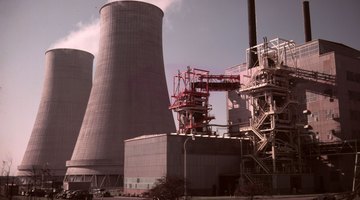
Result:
[0, 0, 359, 174]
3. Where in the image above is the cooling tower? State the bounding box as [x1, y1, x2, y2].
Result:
[65, 1, 176, 187]
[17, 49, 93, 181]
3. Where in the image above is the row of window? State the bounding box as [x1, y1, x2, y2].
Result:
[125, 183, 151, 189]
[308, 109, 336, 122]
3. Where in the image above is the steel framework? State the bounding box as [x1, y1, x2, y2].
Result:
[169, 67, 240, 134]
[237, 38, 336, 189]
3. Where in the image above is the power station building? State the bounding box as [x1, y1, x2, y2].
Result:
[225, 38, 360, 193]
[17, 49, 93, 183]
[228, 39, 360, 143]
[16, 0, 360, 197]
[122, 38, 360, 196]
[64, 1, 175, 187]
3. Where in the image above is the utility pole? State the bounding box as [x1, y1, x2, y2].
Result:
[184, 135, 195, 200]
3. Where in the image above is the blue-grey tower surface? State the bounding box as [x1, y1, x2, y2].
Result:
[65, 1, 176, 187]
[17, 49, 93, 182]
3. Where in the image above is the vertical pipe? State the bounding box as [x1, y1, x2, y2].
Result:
[272, 134, 276, 172]
[184, 139, 187, 199]
[240, 139, 244, 186]
[248, 0, 257, 68]
[303, 1, 312, 42]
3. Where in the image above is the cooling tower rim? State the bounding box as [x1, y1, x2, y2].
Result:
[17, 164, 43, 170]
[100, 1, 164, 17]
[17, 164, 65, 171]
[45, 48, 94, 58]
[66, 159, 122, 167]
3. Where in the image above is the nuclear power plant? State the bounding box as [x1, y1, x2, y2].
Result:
[17, 49, 93, 182]
[14, 0, 360, 198]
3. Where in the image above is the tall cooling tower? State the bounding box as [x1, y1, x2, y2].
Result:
[17, 49, 93, 182]
[65, 1, 176, 187]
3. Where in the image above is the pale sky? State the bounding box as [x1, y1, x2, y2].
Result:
[0, 0, 359, 175]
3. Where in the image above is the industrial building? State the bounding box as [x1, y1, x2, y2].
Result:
[17, 49, 93, 183]
[64, 1, 175, 188]
[226, 37, 360, 193]
[124, 134, 244, 196]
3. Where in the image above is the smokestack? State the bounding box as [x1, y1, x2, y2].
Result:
[65, 1, 176, 187]
[17, 49, 93, 181]
[248, 0, 258, 68]
[303, 1, 312, 42]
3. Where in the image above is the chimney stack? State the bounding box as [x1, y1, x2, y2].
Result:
[303, 1, 312, 42]
[248, 0, 258, 68]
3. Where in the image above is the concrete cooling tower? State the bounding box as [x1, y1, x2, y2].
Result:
[65, 1, 176, 187]
[17, 49, 93, 182]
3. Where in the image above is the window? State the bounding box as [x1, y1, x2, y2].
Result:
[308, 111, 319, 122]
[325, 109, 333, 120]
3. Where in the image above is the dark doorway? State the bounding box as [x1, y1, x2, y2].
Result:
[219, 175, 239, 196]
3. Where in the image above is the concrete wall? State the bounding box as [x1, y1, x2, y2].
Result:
[296, 52, 340, 142]
[124, 134, 168, 194]
[335, 53, 360, 139]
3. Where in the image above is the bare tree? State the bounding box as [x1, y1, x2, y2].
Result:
[1, 158, 13, 198]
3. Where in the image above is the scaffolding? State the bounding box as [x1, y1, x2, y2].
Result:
[169, 67, 240, 134]
[235, 39, 306, 190]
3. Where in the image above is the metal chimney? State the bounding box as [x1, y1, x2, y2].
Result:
[303, 1, 312, 42]
[65, 1, 176, 187]
[248, 0, 258, 68]
[17, 49, 93, 182]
